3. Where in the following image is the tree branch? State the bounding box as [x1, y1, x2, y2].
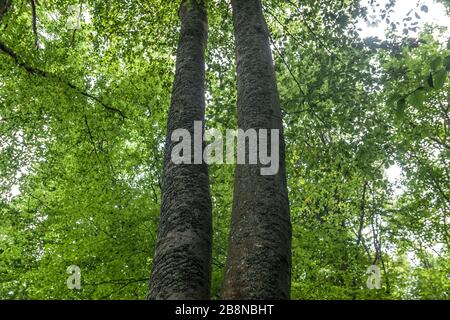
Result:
[0, 40, 126, 119]
[268, 33, 306, 96]
[30, 0, 38, 47]
[356, 181, 368, 246]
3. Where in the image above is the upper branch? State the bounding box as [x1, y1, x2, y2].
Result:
[0, 40, 126, 119]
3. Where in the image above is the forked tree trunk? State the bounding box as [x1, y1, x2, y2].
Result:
[148, 0, 212, 300]
[221, 0, 292, 299]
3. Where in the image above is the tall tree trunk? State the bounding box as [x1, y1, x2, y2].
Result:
[221, 0, 292, 299]
[148, 0, 212, 300]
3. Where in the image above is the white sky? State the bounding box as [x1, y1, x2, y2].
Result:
[385, 164, 405, 197]
[357, 0, 450, 40]
[356, 0, 449, 195]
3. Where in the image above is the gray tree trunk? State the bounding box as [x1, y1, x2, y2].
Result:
[148, 0, 212, 300]
[221, 0, 292, 299]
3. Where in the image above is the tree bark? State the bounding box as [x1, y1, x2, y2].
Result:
[221, 0, 292, 299]
[148, 0, 212, 300]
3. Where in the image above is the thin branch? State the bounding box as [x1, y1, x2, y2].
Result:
[411, 153, 450, 205]
[84, 278, 148, 287]
[267, 33, 305, 97]
[70, 4, 83, 47]
[84, 114, 102, 164]
[264, 7, 307, 51]
[356, 181, 368, 246]
[96, 278, 148, 299]
[429, 136, 450, 151]
[284, 0, 340, 60]
[0, 40, 126, 119]
[30, 0, 38, 47]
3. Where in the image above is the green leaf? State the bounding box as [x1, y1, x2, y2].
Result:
[445, 55, 450, 71]
[407, 88, 425, 107]
[395, 98, 406, 119]
[433, 69, 447, 89]
[387, 94, 401, 105]
[397, 98, 406, 110]
[430, 56, 442, 70]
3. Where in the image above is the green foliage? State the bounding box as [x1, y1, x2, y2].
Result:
[0, 0, 448, 300]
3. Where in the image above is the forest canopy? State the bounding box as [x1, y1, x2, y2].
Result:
[0, 0, 449, 300]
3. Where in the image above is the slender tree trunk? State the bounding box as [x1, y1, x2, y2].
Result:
[0, 0, 11, 21]
[148, 0, 212, 300]
[221, 0, 292, 300]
